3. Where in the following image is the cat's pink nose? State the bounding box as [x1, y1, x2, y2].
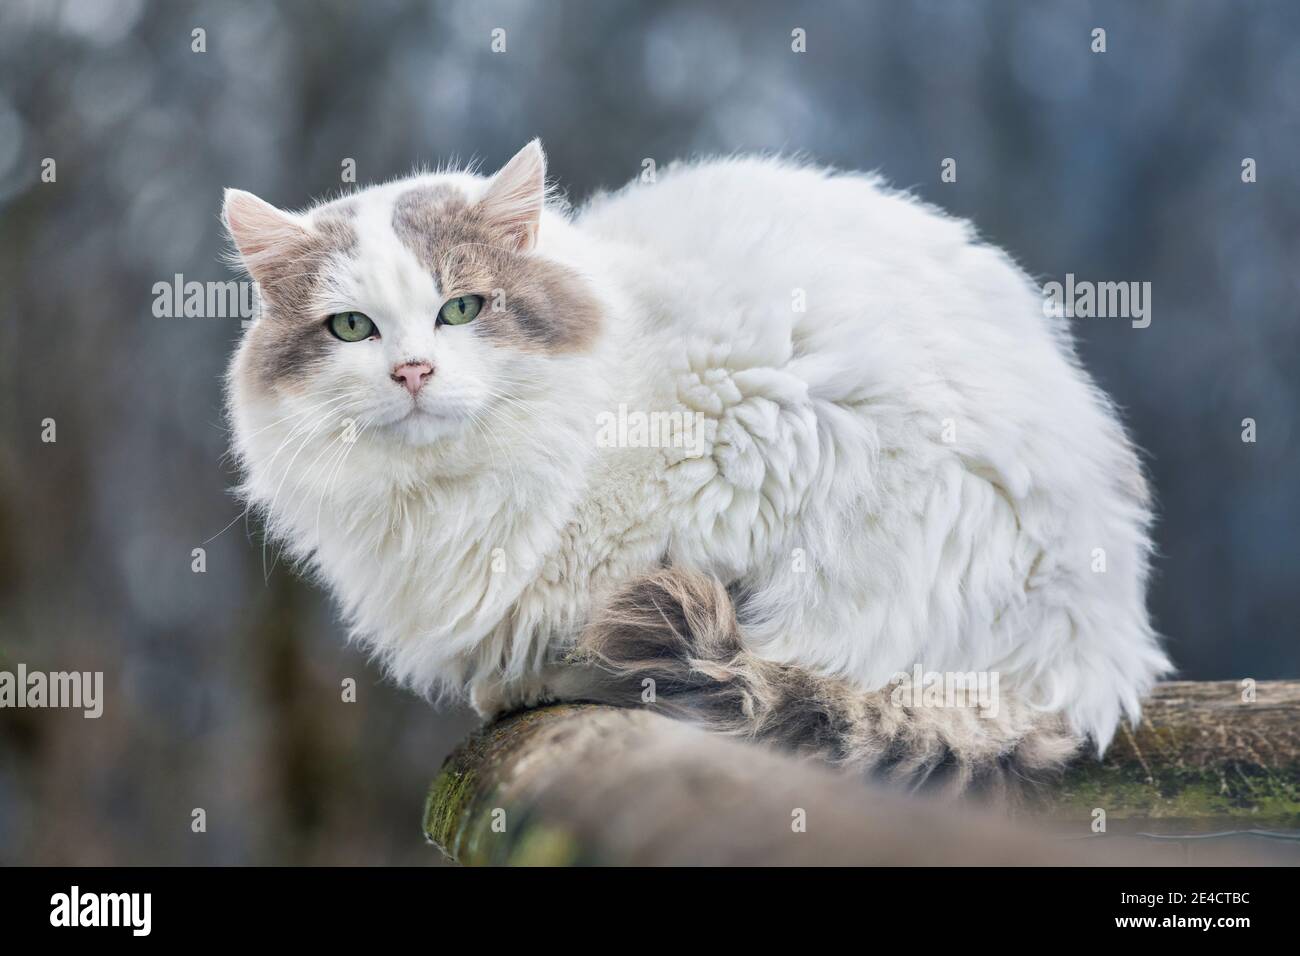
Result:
[391, 361, 433, 395]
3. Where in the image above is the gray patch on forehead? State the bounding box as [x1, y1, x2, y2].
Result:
[391, 184, 484, 277]
[391, 184, 601, 353]
[250, 213, 359, 390]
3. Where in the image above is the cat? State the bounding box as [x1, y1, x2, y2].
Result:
[223, 140, 1170, 796]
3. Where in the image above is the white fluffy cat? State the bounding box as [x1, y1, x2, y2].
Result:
[224, 141, 1169, 791]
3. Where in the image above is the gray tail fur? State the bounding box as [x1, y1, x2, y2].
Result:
[562, 567, 1080, 802]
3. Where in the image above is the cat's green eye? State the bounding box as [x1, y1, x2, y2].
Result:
[327, 311, 376, 342]
[438, 295, 484, 326]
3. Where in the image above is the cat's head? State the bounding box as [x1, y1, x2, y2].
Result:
[223, 141, 605, 517]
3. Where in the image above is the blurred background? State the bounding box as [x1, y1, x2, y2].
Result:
[0, 0, 1296, 864]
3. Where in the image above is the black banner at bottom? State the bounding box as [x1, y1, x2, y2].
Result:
[0, 865, 1287, 941]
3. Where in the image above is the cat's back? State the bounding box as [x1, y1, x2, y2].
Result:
[575, 156, 1042, 343]
[580, 156, 966, 267]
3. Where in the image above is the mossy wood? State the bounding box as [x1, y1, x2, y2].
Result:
[424, 680, 1300, 866]
[1047, 679, 1300, 821]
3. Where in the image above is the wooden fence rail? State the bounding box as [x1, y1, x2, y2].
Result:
[424, 680, 1300, 865]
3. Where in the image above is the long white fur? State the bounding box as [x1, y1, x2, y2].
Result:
[226, 148, 1170, 753]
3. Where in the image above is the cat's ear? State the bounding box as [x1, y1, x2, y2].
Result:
[222, 188, 309, 284]
[480, 139, 546, 252]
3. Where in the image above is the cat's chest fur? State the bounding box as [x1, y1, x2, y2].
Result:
[314, 336, 820, 711]
[527, 350, 818, 590]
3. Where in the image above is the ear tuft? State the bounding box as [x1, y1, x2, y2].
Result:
[222, 189, 308, 282]
[479, 139, 547, 252]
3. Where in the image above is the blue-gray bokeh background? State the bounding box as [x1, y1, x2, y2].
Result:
[1, 0, 1296, 863]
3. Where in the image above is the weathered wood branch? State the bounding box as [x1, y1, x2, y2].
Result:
[424, 681, 1300, 866]
[1041, 679, 1300, 821]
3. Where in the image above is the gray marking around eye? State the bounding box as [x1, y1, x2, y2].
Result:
[391, 184, 601, 353]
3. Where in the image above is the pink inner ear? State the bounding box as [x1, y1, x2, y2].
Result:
[224, 190, 307, 261]
[480, 141, 546, 251]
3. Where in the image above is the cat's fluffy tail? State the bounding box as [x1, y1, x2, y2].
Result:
[562, 567, 1080, 801]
